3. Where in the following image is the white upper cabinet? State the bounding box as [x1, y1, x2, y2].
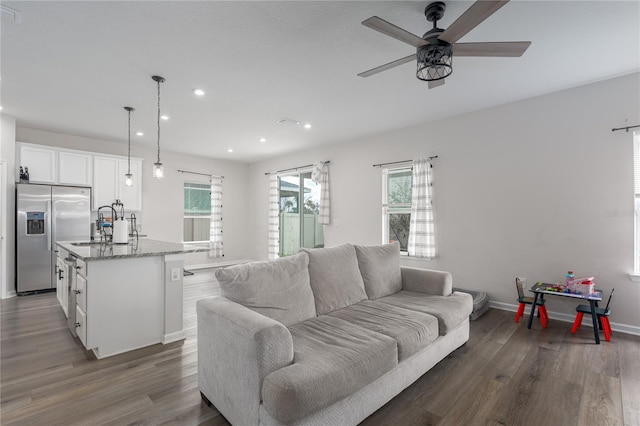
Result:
[93, 156, 119, 210]
[19, 145, 57, 183]
[58, 151, 93, 186]
[93, 156, 143, 211]
[17, 143, 142, 211]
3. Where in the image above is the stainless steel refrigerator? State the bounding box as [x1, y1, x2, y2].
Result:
[16, 184, 91, 293]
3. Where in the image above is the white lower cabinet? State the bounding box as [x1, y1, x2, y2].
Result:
[73, 256, 165, 358]
[76, 273, 87, 313]
[55, 252, 69, 318]
[76, 305, 87, 347]
[74, 257, 88, 347]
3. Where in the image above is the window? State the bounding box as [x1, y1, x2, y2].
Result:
[184, 182, 211, 242]
[382, 167, 412, 252]
[278, 171, 324, 256]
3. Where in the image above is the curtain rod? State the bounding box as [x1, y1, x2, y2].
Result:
[177, 169, 224, 179]
[372, 156, 438, 168]
[264, 161, 330, 176]
[612, 124, 640, 132]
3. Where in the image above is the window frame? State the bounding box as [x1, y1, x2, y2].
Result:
[634, 131, 640, 274]
[183, 181, 212, 244]
[277, 169, 324, 257]
[382, 166, 412, 254]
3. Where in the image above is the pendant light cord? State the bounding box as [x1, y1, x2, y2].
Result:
[127, 108, 132, 174]
[156, 78, 161, 164]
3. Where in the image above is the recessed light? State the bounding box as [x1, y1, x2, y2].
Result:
[193, 89, 205, 96]
[304, 123, 312, 129]
[160, 115, 169, 120]
[259, 137, 267, 143]
[0, 106, 3, 111]
[136, 131, 144, 136]
[227, 148, 233, 153]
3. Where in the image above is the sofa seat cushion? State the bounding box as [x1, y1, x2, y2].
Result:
[261, 316, 398, 424]
[328, 300, 439, 361]
[215, 252, 316, 327]
[378, 290, 473, 335]
[299, 244, 368, 315]
[354, 242, 402, 299]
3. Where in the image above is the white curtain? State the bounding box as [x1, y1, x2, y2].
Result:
[208, 176, 224, 258]
[408, 158, 435, 258]
[311, 162, 331, 225]
[268, 174, 280, 259]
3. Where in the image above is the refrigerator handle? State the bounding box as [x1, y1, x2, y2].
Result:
[47, 200, 52, 251]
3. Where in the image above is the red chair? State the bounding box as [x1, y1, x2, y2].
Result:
[571, 289, 614, 341]
[515, 278, 548, 327]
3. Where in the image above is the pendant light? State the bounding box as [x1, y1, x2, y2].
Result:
[152, 75, 165, 179]
[124, 106, 134, 187]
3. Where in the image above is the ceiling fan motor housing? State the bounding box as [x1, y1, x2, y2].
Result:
[416, 28, 453, 81]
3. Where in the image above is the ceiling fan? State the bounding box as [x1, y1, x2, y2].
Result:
[358, 0, 531, 89]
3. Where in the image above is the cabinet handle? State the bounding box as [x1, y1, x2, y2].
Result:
[58, 269, 64, 280]
[74, 290, 81, 295]
[76, 266, 81, 270]
[74, 322, 81, 328]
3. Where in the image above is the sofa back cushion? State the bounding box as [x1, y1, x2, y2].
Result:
[354, 242, 402, 299]
[298, 244, 367, 315]
[215, 252, 316, 326]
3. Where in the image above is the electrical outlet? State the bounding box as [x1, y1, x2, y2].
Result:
[170, 267, 181, 282]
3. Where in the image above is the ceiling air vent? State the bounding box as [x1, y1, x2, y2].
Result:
[1, 5, 21, 23]
[277, 118, 300, 126]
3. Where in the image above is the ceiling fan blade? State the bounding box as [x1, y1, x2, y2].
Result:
[362, 16, 427, 48]
[428, 79, 445, 89]
[358, 54, 416, 78]
[439, 0, 510, 44]
[454, 41, 531, 57]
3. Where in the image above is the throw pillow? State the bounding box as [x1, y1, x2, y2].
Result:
[298, 244, 367, 315]
[215, 252, 316, 326]
[355, 242, 402, 299]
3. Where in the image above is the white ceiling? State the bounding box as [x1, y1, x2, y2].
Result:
[2, 1, 639, 163]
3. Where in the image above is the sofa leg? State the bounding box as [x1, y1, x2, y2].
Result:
[201, 391, 213, 407]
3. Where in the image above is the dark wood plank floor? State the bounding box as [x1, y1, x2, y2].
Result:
[2, 271, 638, 425]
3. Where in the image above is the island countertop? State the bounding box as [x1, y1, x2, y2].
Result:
[56, 239, 210, 261]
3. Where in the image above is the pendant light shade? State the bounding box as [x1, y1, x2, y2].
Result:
[152, 75, 165, 179]
[124, 106, 135, 187]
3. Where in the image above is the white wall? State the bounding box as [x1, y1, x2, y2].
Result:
[1, 115, 17, 298]
[248, 73, 640, 330]
[15, 127, 252, 266]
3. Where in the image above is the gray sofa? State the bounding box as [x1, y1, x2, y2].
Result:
[197, 242, 473, 425]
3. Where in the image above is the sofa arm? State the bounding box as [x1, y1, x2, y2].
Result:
[197, 297, 294, 426]
[401, 266, 452, 296]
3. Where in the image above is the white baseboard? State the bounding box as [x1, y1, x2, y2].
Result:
[184, 259, 252, 271]
[489, 301, 640, 336]
[2, 290, 17, 299]
[163, 331, 186, 344]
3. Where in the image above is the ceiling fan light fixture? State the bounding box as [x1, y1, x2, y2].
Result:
[416, 42, 453, 82]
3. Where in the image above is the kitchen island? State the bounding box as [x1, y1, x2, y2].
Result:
[56, 239, 209, 359]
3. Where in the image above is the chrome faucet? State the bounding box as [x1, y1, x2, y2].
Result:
[96, 205, 117, 243]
